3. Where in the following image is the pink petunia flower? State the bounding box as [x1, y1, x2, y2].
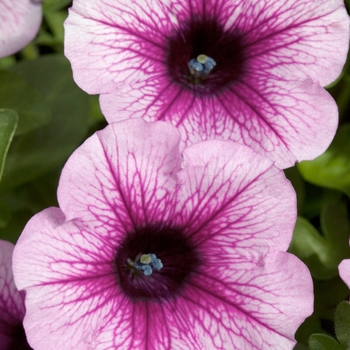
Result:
[13, 119, 312, 349]
[0, 240, 32, 350]
[339, 259, 350, 290]
[64, 0, 349, 169]
[0, 0, 42, 58]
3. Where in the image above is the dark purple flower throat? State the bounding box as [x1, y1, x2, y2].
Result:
[115, 224, 200, 302]
[0, 322, 32, 350]
[166, 17, 246, 96]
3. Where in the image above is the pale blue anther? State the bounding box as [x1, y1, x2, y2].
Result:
[134, 253, 163, 276]
[142, 265, 152, 276]
[150, 254, 163, 270]
[202, 57, 216, 74]
[189, 59, 203, 73]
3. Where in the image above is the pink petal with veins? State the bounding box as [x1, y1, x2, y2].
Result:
[65, 0, 349, 168]
[14, 120, 312, 349]
[0, 0, 42, 57]
[0, 240, 31, 349]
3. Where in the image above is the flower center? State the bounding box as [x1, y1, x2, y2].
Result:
[114, 224, 201, 302]
[129, 253, 163, 276]
[8, 324, 33, 350]
[188, 54, 217, 81]
[166, 18, 246, 96]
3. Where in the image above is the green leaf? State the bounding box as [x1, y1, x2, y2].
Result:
[0, 168, 60, 242]
[301, 184, 343, 220]
[0, 70, 50, 135]
[0, 109, 18, 182]
[89, 94, 106, 124]
[284, 166, 305, 213]
[0, 201, 12, 228]
[0, 208, 33, 243]
[335, 301, 350, 348]
[290, 204, 350, 279]
[314, 277, 350, 321]
[44, 10, 67, 43]
[289, 217, 339, 279]
[43, 0, 72, 11]
[298, 124, 350, 197]
[295, 315, 323, 346]
[320, 203, 350, 263]
[0, 56, 16, 70]
[309, 334, 344, 350]
[0, 54, 89, 190]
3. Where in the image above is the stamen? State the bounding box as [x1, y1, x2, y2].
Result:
[188, 54, 216, 77]
[134, 253, 163, 276]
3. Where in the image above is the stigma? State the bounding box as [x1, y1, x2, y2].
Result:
[134, 253, 163, 276]
[188, 54, 216, 77]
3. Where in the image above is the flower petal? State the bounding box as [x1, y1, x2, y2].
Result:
[65, 0, 347, 168]
[94, 249, 314, 350]
[64, 0, 175, 94]
[100, 75, 338, 169]
[65, 0, 349, 92]
[13, 119, 312, 349]
[0, 240, 26, 347]
[175, 251, 313, 349]
[232, 0, 349, 86]
[339, 259, 350, 290]
[57, 119, 182, 233]
[0, 0, 42, 57]
[175, 140, 296, 255]
[13, 208, 311, 350]
[13, 208, 128, 349]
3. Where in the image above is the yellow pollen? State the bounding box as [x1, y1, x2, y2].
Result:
[196, 54, 208, 64]
[140, 254, 152, 264]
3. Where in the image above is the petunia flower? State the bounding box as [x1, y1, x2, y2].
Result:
[64, 0, 349, 169]
[339, 258, 350, 290]
[0, 0, 42, 58]
[0, 240, 32, 350]
[13, 119, 313, 349]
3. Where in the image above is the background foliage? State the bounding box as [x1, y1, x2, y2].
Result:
[0, 1, 349, 349]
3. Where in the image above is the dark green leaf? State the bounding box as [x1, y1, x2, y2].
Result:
[301, 184, 343, 220]
[0, 54, 89, 190]
[309, 334, 344, 350]
[289, 217, 338, 279]
[0, 208, 33, 243]
[320, 203, 350, 263]
[335, 301, 350, 347]
[43, 0, 72, 11]
[0, 70, 50, 135]
[0, 109, 18, 181]
[314, 277, 350, 320]
[298, 124, 350, 197]
[284, 166, 305, 213]
[0, 201, 12, 228]
[295, 315, 323, 346]
[89, 94, 106, 124]
[0, 168, 60, 242]
[44, 10, 66, 43]
[0, 56, 16, 70]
